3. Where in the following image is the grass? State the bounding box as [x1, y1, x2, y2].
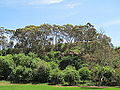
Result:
[0, 81, 119, 90]
[0, 85, 120, 90]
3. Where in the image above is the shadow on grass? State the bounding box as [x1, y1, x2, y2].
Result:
[48, 83, 57, 85]
[10, 81, 29, 84]
[32, 82, 49, 85]
[80, 87, 104, 89]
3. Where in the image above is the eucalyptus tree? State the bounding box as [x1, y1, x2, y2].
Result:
[0, 27, 6, 50]
[0, 27, 14, 55]
[62, 24, 74, 43]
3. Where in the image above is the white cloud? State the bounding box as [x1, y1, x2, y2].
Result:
[0, 0, 63, 6]
[28, 0, 63, 5]
[102, 20, 120, 26]
[65, 3, 81, 8]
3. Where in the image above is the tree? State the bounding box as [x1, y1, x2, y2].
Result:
[91, 65, 103, 86]
[46, 51, 61, 63]
[48, 61, 58, 69]
[10, 53, 41, 82]
[92, 65, 115, 86]
[33, 60, 51, 82]
[63, 66, 79, 85]
[49, 68, 64, 84]
[102, 66, 115, 85]
[0, 27, 6, 50]
[59, 55, 83, 70]
[12, 53, 40, 68]
[92, 40, 113, 66]
[115, 68, 120, 85]
[0, 55, 14, 80]
[0, 27, 14, 52]
[10, 66, 33, 82]
[79, 67, 91, 83]
[0, 23, 119, 86]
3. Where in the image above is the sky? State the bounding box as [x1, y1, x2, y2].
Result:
[0, 0, 120, 46]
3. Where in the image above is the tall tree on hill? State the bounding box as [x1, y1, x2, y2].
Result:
[0, 27, 6, 50]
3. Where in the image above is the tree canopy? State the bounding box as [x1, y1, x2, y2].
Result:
[0, 23, 119, 86]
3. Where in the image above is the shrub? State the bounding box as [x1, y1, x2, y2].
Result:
[0, 55, 14, 80]
[49, 61, 59, 69]
[33, 60, 51, 83]
[10, 66, 33, 82]
[79, 67, 91, 82]
[49, 68, 64, 84]
[115, 68, 120, 85]
[64, 66, 80, 85]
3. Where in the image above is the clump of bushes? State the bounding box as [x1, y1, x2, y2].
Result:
[0, 53, 119, 86]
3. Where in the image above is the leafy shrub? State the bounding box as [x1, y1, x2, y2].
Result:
[64, 66, 80, 85]
[79, 67, 91, 82]
[33, 60, 51, 82]
[0, 55, 14, 80]
[49, 68, 64, 84]
[10, 66, 33, 82]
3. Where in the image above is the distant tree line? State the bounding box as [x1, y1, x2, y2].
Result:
[0, 23, 120, 86]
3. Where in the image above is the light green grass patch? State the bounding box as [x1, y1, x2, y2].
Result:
[0, 85, 119, 90]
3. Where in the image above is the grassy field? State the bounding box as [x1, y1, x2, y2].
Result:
[0, 84, 120, 90]
[0, 81, 119, 90]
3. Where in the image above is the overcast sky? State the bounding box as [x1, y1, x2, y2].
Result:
[0, 0, 120, 46]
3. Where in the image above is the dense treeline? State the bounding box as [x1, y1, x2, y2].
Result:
[0, 23, 120, 86]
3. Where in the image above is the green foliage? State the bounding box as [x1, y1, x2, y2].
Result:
[0, 23, 120, 86]
[92, 65, 115, 86]
[49, 68, 64, 84]
[28, 52, 38, 58]
[59, 56, 83, 70]
[0, 55, 14, 80]
[79, 67, 91, 82]
[48, 62, 58, 69]
[103, 66, 115, 79]
[10, 66, 33, 82]
[92, 65, 103, 81]
[33, 60, 51, 82]
[9, 53, 41, 82]
[115, 68, 120, 84]
[46, 51, 61, 63]
[12, 53, 41, 69]
[63, 66, 80, 85]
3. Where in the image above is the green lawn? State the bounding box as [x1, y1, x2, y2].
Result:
[0, 85, 119, 90]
